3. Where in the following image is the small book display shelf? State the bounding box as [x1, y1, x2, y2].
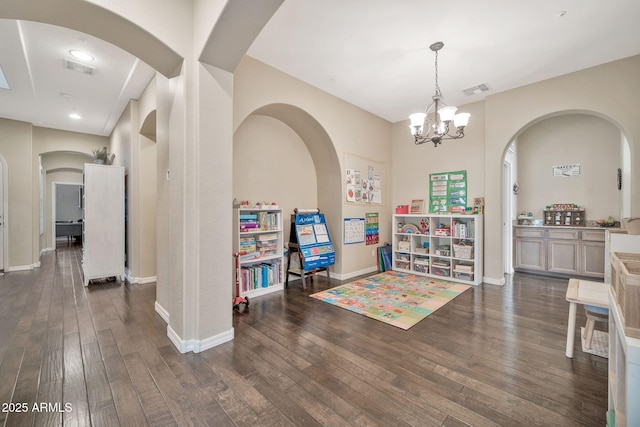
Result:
[392, 214, 483, 285]
[233, 208, 284, 298]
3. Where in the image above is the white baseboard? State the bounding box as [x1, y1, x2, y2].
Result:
[5, 261, 40, 272]
[483, 276, 506, 286]
[154, 301, 170, 323]
[127, 274, 157, 284]
[167, 325, 234, 354]
[331, 265, 379, 281]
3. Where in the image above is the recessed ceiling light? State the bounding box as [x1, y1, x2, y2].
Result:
[69, 113, 82, 120]
[69, 50, 94, 62]
[0, 65, 9, 90]
[60, 92, 73, 98]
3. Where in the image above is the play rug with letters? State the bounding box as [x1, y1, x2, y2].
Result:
[309, 270, 471, 330]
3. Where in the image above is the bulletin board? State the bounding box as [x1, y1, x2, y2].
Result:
[429, 170, 467, 213]
[344, 152, 385, 205]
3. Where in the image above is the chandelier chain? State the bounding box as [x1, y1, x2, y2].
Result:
[434, 50, 440, 96]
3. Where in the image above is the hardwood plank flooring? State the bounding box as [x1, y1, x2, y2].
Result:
[0, 245, 607, 426]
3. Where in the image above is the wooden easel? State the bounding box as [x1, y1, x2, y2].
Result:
[285, 208, 331, 289]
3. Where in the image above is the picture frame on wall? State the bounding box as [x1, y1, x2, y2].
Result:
[410, 199, 424, 214]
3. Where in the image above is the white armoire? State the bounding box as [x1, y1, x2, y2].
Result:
[82, 163, 125, 286]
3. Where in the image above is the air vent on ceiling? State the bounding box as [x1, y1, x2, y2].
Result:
[63, 58, 95, 75]
[462, 83, 490, 96]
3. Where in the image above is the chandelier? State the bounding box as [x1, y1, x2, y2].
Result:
[409, 42, 470, 147]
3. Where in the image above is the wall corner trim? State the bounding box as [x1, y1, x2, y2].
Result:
[483, 276, 506, 286]
[167, 325, 234, 354]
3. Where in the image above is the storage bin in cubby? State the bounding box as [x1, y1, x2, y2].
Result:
[611, 252, 640, 338]
[453, 244, 473, 259]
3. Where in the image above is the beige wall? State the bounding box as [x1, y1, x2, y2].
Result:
[391, 101, 486, 211]
[233, 114, 317, 245]
[0, 119, 33, 269]
[516, 114, 621, 221]
[483, 56, 640, 283]
[234, 56, 393, 279]
[0, 120, 106, 269]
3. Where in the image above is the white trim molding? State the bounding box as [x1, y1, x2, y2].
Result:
[483, 276, 506, 286]
[5, 261, 41, 272]
[154, 301, 170, 323]
[167, 325, 234, 354]
[330, 266, 378, 282]
[127, 273, 157, 284]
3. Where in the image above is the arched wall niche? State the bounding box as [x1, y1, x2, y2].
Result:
[500, 108, 633, 275]
[234, 103, 344, 274]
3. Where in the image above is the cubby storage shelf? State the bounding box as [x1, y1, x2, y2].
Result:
[392, 214, 483, 285]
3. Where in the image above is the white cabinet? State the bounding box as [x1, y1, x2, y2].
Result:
[233, 208, 284, 298]
[82, 164, 125, 286]
[392, 214, 483, 285]
[608, 287, 640, 427]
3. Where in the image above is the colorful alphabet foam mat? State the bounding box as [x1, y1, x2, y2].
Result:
[309, 270, 471, 330]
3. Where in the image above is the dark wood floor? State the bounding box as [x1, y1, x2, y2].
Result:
[0, 245, 608, 426]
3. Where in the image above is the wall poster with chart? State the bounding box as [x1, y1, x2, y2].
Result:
[343, 217, 365, 245]
[429, 170, 467, 213]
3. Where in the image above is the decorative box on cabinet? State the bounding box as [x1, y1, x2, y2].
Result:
[233, 208, 284, 298]
[82, 163, 125, 286]
[392, 214, 483, 285]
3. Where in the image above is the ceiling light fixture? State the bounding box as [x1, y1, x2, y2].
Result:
[69, 49, 94, 62]
[409, 42, 470, 147]
[69, 113, 82, 120]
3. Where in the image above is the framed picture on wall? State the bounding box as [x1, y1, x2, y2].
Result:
[410, 199, 424, 214]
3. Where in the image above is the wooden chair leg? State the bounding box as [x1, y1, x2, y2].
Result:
[584, 317, 595, 349]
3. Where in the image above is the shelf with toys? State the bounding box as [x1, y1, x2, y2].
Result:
[392, 213, 483, 285]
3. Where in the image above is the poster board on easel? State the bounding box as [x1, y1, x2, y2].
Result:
[290, 209, 335, 271]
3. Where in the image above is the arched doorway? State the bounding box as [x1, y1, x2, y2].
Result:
[502, 111, 631, 276]
[234, 103, 343, 273]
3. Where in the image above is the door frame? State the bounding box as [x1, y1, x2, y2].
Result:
[0, 154, 7, 272]
[51, 181, 83, 249]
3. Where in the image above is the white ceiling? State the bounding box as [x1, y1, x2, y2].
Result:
[1, 1, 640, 137]
[0, 19, 155, 137]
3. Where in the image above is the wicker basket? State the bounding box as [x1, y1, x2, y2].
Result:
[453, 244, 473, 259]
[611, 252, 640, 338]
